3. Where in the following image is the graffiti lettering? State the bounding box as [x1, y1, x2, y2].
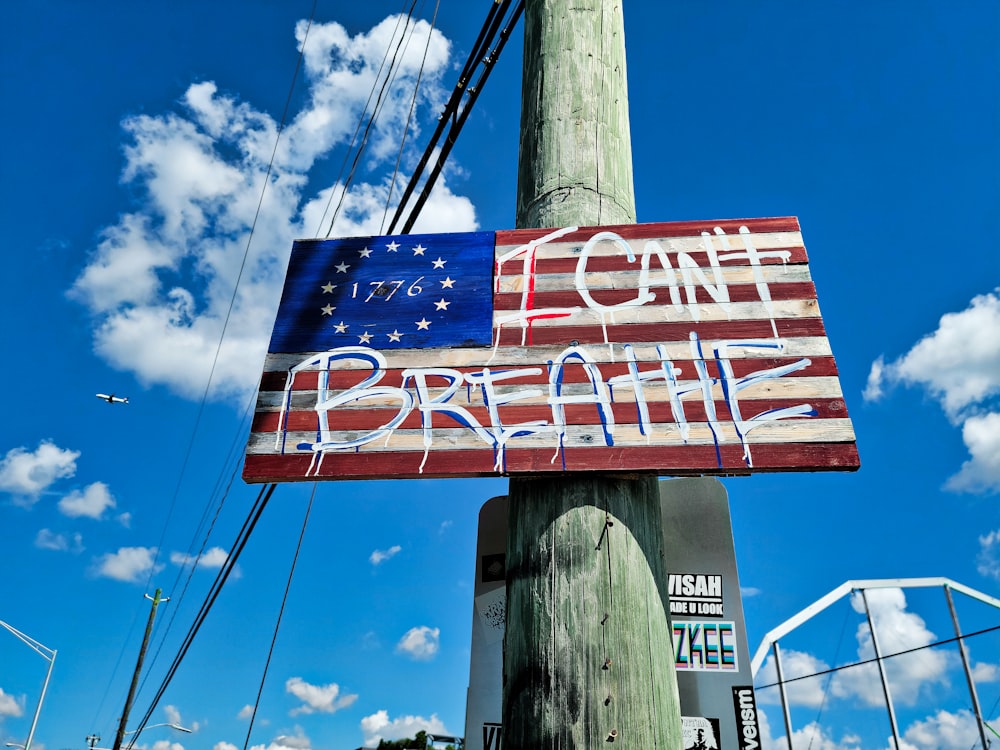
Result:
[731, 687, 761, 750]
[483, 723, 502, 750]
[494, 225, 792, 345]
[281, 333, 813, 473]
[673, 621, 737, 671]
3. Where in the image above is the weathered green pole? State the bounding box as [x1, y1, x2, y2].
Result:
[502, 1, 683, 747]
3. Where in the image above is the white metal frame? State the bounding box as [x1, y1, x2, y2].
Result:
[750, 577, 1000, 750]
[0, 620, 57, 750]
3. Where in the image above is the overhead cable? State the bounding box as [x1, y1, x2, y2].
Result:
[382, 0, 442, 232]
[317, 0, 421, 237]
[755, 622, 1000, 691]
[241, 485, 317, 750]
[122, 0, 524, 735]
[95, 3, 319, 734]
[124, 482, 277, 746]
[387, 0, 524, 234]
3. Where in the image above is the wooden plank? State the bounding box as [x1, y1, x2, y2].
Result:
[259, 335, 837, 371]
[244, 217, 858, 481]
[242, 442, 860, 482]
[495, 264, 815, 292]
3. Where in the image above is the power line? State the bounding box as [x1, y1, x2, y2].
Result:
[120, 0, 525, 736]
[382, 0, 442, 232]
[755, 622, 1000, 691]
[125, 483, 277, 746]
[387, 0, 524, 235]
[318, 0, 422, 237]
[92, 1, 320, 729]
[241, 485, 316, 750]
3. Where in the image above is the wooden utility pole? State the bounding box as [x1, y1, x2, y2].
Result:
[503, 1, 683, 747]
[112, 589, 165, 750]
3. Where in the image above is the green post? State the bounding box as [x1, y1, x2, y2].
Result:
[502, 0, 683, 747]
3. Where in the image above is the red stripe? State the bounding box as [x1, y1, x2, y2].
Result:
[494, 281, 818, 310]
[493, 318, 828, 345]
[494, 217, 802, 246]
[501, 246, 809, 276]
[242, 440, 858, 483]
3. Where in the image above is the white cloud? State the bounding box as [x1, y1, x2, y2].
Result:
[171, 546, 230, 569]
[215, 744, 239, 750]
[247, 729, 311, 750]
[370, 544, 402, 565]
[91, 546, 163, 583]
[972, 660, 999, 682]
[0, 441, 79, 502]
[69, 14, 475, 403]
[35, 528, 84, 553]
[759, 589, 950, 715]
[148, 742, 184, 750]
[271, 736, 311, 750]
[285, 677, 357, 716]
[862, 355, 885, 402]
[977, 529, 1000, 581]
[864, 290, 1000, 418]
[834, 589, 948, 707]
[945, 412, 1000, 493]
[0, 687, 25, 718]
[756, 648, 832, 708]
[864, 289, 1000, 493]
[395, 625, 440, 660]
[360, 710, 449, 748]
[237, 705, 255, 720]
[778, 721, 863, 750]
[58, 481, 116, 519]
[896, 708, 997, 750]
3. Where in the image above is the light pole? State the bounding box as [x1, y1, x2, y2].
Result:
[0, 620, 56, 750]
[91, 723, 193, 750]
[125, 724, 192, 736]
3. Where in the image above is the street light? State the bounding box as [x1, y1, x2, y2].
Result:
[91, 723, 194, 750]
[125, 724, 192, 736]
[0, 619, 56, 750]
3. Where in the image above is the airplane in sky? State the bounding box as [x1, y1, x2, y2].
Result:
[96, 393, 129, 404]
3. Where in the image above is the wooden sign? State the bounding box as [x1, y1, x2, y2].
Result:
[243, 217, 859, 482]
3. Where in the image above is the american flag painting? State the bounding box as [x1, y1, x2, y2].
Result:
[243, 217, 859, 482]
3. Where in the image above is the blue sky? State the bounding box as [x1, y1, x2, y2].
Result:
[2, 1, 999, 749]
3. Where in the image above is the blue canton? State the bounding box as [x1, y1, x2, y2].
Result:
[269, 231, 495, 353]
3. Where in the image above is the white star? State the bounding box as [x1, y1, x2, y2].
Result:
[386, 241, 400, 252]
[359, 247, 373, 258]
[321, 282, 336, 293]
[440, 276, 455, 289]
[412, 244, 426, 256]
[358, 331, 373, 344]
[415, 318, 431, 330]
[387, 330, 404, 342]
[434, 298, 450, 311]
[335, 262, 350, 273]
[321, 304, 335, 316]
[334, 321, 349, 333]
[432, 257, 446, 269]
